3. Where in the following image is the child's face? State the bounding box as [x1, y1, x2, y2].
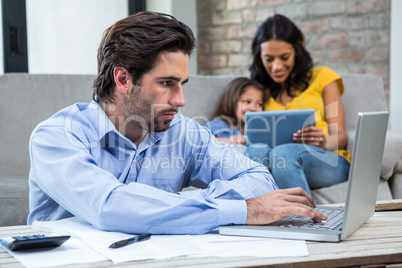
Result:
[236, 86, 264, 123]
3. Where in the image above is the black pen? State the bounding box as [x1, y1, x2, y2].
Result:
[109, 233, 151, 249]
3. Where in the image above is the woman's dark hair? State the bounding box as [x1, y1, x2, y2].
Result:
[212, 77, 268, 130]
[249, 14, 313, 99]
[93, 11, 196, 103]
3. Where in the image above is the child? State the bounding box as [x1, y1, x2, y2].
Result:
[206, 77, 268, 144]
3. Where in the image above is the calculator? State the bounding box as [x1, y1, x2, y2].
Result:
[0, 234, 70, 251]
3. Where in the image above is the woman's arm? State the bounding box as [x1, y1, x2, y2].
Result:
[321, 80, 348, 150]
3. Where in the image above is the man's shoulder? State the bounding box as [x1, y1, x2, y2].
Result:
[172, 113, 204, 128]
[36, 102, 95, 127]
[32, 102, 105, 142]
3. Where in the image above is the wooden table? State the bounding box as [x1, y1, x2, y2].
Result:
[1, 208, 402, 267]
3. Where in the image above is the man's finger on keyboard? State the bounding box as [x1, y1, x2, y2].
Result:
[309, 208, 328, 223]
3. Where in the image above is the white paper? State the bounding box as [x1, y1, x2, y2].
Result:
[34, 217, 217, 263]
[1, 236, 108, 268]
[184, 233, 309, 257]
[32, 217, 309, 265]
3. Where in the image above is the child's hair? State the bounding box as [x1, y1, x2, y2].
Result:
[212, 77, 268, 129]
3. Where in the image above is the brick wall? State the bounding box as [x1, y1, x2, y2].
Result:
[196, 0, 391, 100]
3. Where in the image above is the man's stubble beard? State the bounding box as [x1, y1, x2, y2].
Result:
[123, 84, 176, 133]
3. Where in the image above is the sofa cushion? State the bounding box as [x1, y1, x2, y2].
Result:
[340, 73, 389, 132]
[311, 179, 393, 205]
[382, 131, 402, 180]
[181, 75, 239, 123]
[0, 74, 95, 178]
[347, 130, 402, 181]
[390, 173, 402, 199]
[0, 177, 29, 226]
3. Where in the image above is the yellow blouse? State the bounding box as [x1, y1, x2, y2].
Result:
[264, 66, 350, 162]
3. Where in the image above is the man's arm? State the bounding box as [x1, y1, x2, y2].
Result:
[29, 113, 324, 235]
[29, 118, 254, 235]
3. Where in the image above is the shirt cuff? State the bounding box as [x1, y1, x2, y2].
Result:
[216, 199, 247, 226]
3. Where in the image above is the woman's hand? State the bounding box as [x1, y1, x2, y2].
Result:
[294, 80, 348, 151]
[293, 126, 327, 148]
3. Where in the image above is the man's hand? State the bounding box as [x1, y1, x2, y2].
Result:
[246, 187, 328, 225]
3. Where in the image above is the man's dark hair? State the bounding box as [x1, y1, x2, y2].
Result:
[93, 11, 196, 103]
[249, 14, 313, 99]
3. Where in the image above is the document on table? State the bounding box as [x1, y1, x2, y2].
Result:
[34, 217, 218, 263]
[0, 235, 108, 268]
[186, 231, 309, 258]
[29, 217, 308, 265]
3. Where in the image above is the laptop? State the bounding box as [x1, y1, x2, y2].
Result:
[220, 111, 389, 242]
[245, 109, 315, 147]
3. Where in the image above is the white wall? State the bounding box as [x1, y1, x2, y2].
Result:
[146, 0, 197, 75]
[26, 0, 128, 74]
[390, 0, 402, 131]
[0, 0, 197, 75]
[147, 0, 171, 14]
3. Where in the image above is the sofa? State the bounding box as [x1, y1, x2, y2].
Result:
[1, 72, 401, 226]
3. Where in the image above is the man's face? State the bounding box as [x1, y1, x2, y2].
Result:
[122, 51, 189, 133]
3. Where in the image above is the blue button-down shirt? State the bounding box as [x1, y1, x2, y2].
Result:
[28, 101, 277, 234]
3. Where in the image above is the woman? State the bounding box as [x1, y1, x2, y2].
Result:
[249, 14, 350, 195]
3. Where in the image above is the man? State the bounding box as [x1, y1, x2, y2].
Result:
[28, 11, 326, 234]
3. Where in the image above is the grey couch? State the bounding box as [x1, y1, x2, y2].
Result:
[1, 73, 401, 226]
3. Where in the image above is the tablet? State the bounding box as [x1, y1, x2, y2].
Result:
[245, 109, 315, 147]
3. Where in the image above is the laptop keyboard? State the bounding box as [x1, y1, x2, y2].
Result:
[276, 208, 344, 230]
